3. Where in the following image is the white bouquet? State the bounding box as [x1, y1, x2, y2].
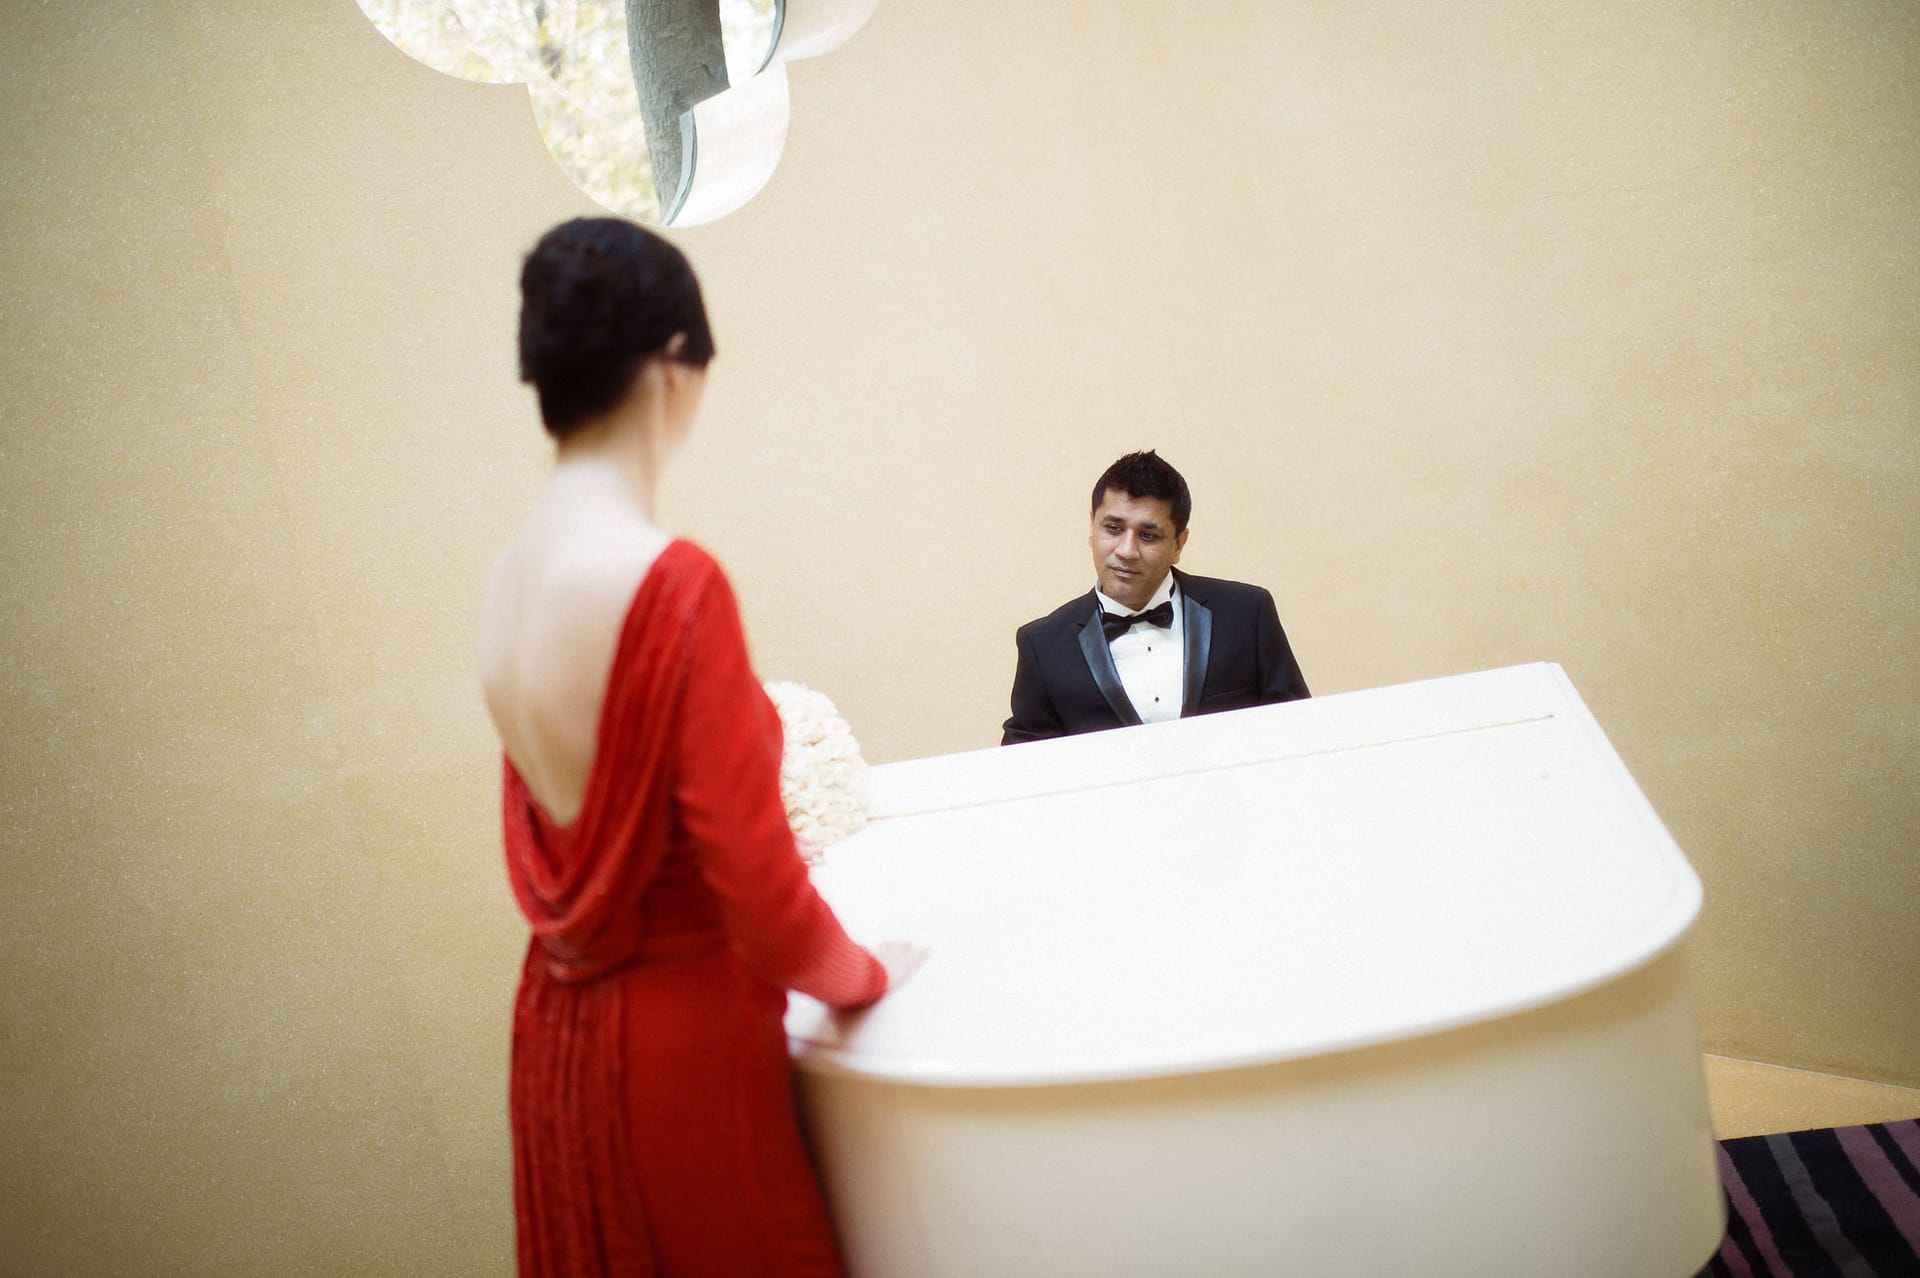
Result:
[763, 681, 870, 858]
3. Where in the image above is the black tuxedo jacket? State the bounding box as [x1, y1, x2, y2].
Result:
[1001, 569, 1309, 745]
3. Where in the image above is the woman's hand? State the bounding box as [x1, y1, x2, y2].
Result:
[872, 939, 929, 993]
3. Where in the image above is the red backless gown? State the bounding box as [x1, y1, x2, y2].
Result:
[501, 540, 885, 1277]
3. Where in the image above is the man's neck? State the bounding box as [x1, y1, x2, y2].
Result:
[1095, 575, 1177, 615]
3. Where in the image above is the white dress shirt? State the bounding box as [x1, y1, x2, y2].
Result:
[1096, 576, 1184, 725]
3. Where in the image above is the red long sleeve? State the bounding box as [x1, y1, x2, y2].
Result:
[670, 564, 886, 1009]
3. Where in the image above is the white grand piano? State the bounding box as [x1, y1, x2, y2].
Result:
[787, 663, 1726, 1276]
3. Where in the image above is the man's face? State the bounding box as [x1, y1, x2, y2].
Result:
[1089, 489, 1187, 610]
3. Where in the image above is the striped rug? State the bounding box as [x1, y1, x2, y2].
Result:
[1697, 1119, 1920, 1277]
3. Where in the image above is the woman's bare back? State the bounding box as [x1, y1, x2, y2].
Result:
[479, 467, 670, 826]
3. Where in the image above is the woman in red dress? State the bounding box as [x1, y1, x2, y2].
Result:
[478, 217, 923, 1277]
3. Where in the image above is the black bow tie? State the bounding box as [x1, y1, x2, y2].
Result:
[1101, 600, 1174, 641]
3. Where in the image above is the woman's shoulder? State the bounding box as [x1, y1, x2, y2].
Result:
[534, 523, 673, 616]
[650, 537, 737, 605]
[656, 535, 718, 576]
[479, 518, 661, 676]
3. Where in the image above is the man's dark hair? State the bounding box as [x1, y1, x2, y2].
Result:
[1091, 450, 1192, 534]
[517, 216, 716, 439]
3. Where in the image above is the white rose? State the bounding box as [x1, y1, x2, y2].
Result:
[763, 681, 870, 851]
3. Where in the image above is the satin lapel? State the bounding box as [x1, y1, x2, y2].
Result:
[1181, 593, 1212, 716]
[1077, 602, 1141, 727]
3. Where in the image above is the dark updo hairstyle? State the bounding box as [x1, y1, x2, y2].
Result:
[517, 217, 715, 439]
[1092, 450, 1192, 534]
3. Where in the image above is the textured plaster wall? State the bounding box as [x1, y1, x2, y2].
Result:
[1, 0, 1915, 1272]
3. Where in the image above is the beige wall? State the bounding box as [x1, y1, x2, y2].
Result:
[1, 0, 1914, 1271]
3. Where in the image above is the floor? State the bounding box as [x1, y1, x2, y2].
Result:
[1702, 1054, 1920, 1138]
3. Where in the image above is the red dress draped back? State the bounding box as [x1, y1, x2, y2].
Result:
[502, 540, 884, 1277]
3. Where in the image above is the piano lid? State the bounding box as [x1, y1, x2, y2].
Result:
[786, 663, 1702, 1087]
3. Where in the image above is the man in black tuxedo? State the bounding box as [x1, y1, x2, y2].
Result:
[1002, 451, 1309, 745]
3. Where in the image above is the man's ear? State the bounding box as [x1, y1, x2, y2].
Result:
[663, 331, 689, 361]
[1173, 528, 1189, 561]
